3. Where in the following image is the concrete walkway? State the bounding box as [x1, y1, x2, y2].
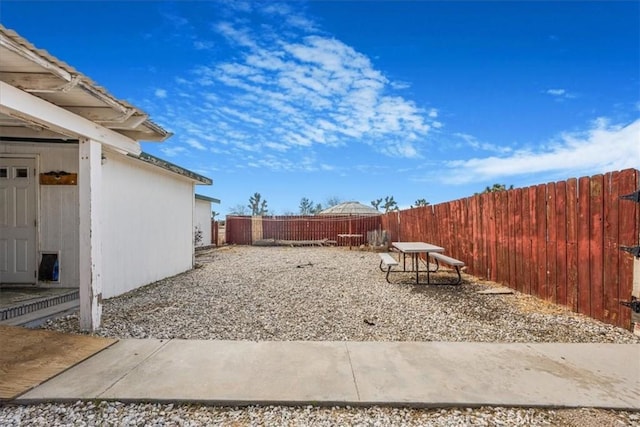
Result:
[16, 340, 640, 409]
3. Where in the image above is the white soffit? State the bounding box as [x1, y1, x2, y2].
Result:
[0, 25, 171, 149]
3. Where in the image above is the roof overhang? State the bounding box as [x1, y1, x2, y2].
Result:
[0, 25, 172, 154]
[132, 152, 213, 185]
[195, 194, 221, 204]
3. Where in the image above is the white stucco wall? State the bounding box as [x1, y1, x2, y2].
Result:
[194, 198, 212, 247]
[101, 151, 195, 298]
[1, 142, 198, 297]
[0, 142, 79, 287]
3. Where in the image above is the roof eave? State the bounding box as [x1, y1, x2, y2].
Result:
[132, 152, 212, 185]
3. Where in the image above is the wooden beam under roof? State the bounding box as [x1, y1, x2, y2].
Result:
[0, 81, 141, 154]
[0, 72, 80, 93]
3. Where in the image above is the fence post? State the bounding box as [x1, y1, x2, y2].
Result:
[619, 187, 640, 335]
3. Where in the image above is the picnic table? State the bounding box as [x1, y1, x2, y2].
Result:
[391, 242, 445, 285]
[337, 234, 362, 249]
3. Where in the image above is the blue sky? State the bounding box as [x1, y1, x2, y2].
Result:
[3, 1, 639, 215]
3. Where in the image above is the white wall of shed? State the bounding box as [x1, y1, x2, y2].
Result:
[194, 199, 212, 247]
[0, 142, 80, 287]
[101, 151, 194, 298]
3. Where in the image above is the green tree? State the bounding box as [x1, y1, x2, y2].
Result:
[372, 196, 399, 213]
[382, 196, 399, 213]
[324, 196, 342, 208]
[477, 183, 514, 195]
[412, 198, 430, 208]
[228, 204, 248, 215]
[300, 197, 323, 215]
[248, 192, 268, 216]
[299, 197, 319, 215]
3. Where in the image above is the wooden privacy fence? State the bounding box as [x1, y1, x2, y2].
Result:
[211, 221, 219, 246]
[225, 215, 382, 246]
[381, 168, 639, 329]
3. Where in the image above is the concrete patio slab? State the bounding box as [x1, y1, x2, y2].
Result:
[19, 339, 168, 400]
[15, 340, 640, 409]
[527, 343, 640, 408]
[347, 342, 640, 408]
[101, 340, 358, 404]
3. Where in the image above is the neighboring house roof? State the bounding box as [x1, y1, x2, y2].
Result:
[318, 201, 381, 216]
[0, 25, 171, 147]
[195, 194, 221, 204]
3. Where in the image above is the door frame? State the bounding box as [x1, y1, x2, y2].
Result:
[0, 153, 40, 285]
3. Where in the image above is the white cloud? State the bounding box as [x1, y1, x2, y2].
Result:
[185, 138, 206, 150]
[195, 16, 436, 161]
[144, 3, 444, 173]
[547, 88, 565, 96]
[160, 146, 187, 157]
[193, 40, 214, 50]
[442, 118, 640, 184]
[391, 81, 411, 90]
[545, 88, 576, 100]
[453, 133, 513, 154]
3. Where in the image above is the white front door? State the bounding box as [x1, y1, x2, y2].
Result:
[0, 157, 37, 284]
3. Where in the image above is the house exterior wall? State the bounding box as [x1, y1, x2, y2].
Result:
[0, 142, 80, 287]
[101, 151, 195, 298]
[194, 199, 212, 247]
[1, 141, 197, 298]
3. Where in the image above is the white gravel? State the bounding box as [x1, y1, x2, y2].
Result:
[1, 402, 638, 426]
[4, 246, 638, 426]
[43, 246, 640, 344]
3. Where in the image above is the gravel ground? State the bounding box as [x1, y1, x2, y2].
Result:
[40, 246, 640, 343]
[2, 402, 638, 427]
[3, 246, 638, 426]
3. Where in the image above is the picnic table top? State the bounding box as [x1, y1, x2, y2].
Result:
[392, 242, 444, 253]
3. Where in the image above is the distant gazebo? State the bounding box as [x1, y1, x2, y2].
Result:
[318, 201, 381, 216]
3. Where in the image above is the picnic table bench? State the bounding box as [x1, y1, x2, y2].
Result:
[428, 252, 465, 285]
[378, 252, 399, 283]
[377, 243, 465, 285]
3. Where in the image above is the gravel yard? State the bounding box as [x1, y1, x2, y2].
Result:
[3, 246, 638, 426]
[43, 246, 640, 344]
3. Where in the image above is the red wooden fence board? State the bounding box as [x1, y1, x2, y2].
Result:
[589, 175, 605, 321]
[555, 181, 568, 306]
[513, 188, 524, 293]
[470, 196, 481, 276]
[618, 170, 638, 327]
[535, 184, 547, 299]
[225, 169, 639, 329]
[480, 194, 490, 279]
[566, 178, 579, 312]
[577, 176, 591, 316]
[521, 187, 532, 295]
[507, 191, 517, 288]
[495, 190, 507, 284]
[546, 182, 557, 302]
[603, 172, 620, 324]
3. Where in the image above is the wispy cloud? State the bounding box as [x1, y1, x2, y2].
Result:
[545, 88, 575, 100]
[185, 138, 206, 150]
[547, 88, 565, 96]
[453, 133, 513, 154]
[154, 88, 167, 98]
[441, 118, 640, 184]
[160, 146, 187, 157]
[147, 2, 438, 172]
